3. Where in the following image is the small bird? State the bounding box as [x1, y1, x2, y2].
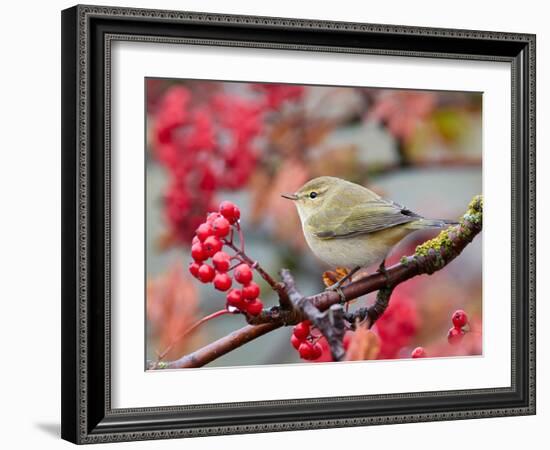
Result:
[282, 176, 457, 289]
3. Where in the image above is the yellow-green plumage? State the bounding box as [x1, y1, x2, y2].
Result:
[283, 176, 456, 269]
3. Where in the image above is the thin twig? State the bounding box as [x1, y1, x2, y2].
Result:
[149, 323, 279, 370]
[156, 309, 231, 362]
[236, 222, 245, 253]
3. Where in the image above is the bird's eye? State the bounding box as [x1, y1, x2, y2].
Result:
[309, 192, 318, 199]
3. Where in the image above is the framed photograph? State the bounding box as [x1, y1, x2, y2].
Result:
[61, 5, 536, 444]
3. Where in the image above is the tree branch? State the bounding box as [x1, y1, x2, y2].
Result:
[151, 195, 482, 369]
[149, 323, 279, 370]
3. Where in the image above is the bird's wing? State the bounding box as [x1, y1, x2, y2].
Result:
[308, 199, 422, 239]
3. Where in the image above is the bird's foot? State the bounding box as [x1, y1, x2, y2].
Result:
[325, 283, 346, 303]
[324, 266, 361, 303]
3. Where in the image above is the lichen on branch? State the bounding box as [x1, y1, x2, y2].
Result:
[403, 194, 483, 274]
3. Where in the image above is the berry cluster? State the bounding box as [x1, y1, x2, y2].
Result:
[188, 201, 264, 316]
[447, 309, 468, 345]
[290, 321, 323, 361]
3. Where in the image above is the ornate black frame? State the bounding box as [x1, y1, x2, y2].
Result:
[61, 4, 536, 444]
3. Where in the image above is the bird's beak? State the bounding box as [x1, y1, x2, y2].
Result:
[281, 193, 298, 200]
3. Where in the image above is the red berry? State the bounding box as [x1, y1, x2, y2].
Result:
[219, 200, 236, 216]
[197, 264, 215, 283]
[232, 205, 241, 222]
[226, 289, 244, 309]
[188, 262, 201, 278]
[206, 212, 221, 224]
[196, 222, 214, 242]
[310, 342, 323, 360]
[192, 236, 200, 246]
[234, 263, 253, 284]
[447, 327, 465, 345]
[213, 272, 232, 291]
[212, 216, 231, 238]
[203, 236, 223, 257]
[293, 321, 310, 340]
[452, 309, 468, 329]
[242, 282, 260, 299]
[191, 242, 206, 262]
[219, 201, 240, 224]
[290, 334, 302, 350]
[298, 342, 315, 360]
[246, 299, 263, 316]
[212, 251, 230, 272]
[411, 347, 427, 358]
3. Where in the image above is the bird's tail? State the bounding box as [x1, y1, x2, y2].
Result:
[410, 218, 459, 230]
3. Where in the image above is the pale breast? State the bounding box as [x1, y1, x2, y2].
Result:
[304, 225, 413, 268]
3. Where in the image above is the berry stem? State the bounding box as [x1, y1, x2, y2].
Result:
[236, 222, 246, 253]
[227, 260, 245, 271]
[224, 240, 290, 306]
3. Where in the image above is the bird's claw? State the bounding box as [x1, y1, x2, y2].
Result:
[325, 284, 346, 303]
[325, 279, 343, 291]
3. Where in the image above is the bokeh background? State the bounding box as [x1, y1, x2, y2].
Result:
[145, 79, 482, 368]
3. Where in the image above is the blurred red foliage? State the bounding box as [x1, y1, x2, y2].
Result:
[147, 263, 201, 360]
[367, 90, 436, 143]
[152, 86, 263, 243]
[150, 82, 305, 245]
[253, 83, 304, 110]
[374, 293, 420, 359]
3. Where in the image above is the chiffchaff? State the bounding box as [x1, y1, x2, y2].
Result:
[282, 176, 457, 287]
